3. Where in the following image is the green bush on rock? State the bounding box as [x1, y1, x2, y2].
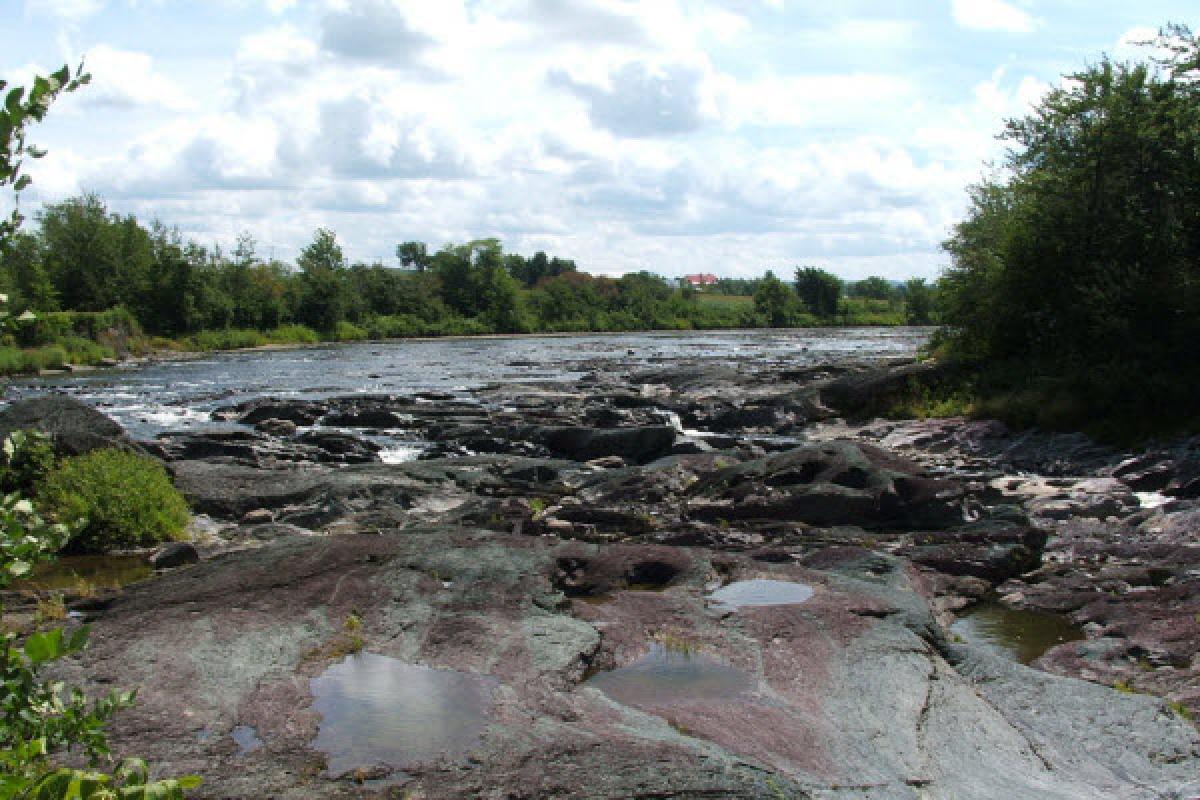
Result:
[36, 449, 189, 551]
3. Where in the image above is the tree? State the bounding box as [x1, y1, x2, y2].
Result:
[903, 278, 934, 325]
[296, 228, 347, 332]
[753, 270, 798, 327]
[938, 23, 1200, 430]
[794, 266, 842, 318]
[847, 276, 896, 302]
[396, 240, 429, 272]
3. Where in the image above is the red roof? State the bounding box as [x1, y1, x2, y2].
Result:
[683, 273, 718, 285]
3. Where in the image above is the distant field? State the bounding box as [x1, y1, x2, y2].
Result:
[696, 293, 754, 309]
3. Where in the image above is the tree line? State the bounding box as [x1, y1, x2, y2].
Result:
[0, 193, 934, 345]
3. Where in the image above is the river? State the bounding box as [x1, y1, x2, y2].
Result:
[0, 328, 930, 442]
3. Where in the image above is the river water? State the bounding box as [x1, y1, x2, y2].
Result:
[0, 328, 930, 441]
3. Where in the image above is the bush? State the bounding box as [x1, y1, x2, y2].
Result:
[333, 320, 368, 341]
[0, 431, 56, 494]
[36, 449, 190, 552]
[267, 324, 320, 344]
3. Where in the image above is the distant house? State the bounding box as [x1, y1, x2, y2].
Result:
[682, 273, 718, 288]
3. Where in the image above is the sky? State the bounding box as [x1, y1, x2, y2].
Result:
[0, 1, 1192, 280]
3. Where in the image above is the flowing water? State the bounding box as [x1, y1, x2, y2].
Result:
[0, 328, 930, 445]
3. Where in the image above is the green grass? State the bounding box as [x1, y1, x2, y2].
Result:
[696, 294, 754, 310]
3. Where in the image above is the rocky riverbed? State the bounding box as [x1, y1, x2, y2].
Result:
[3, 342, 1200, 799]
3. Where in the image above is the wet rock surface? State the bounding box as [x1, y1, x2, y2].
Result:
[20, 349, 1200, 798]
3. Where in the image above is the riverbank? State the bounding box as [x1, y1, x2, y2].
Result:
[4, 342, 1197, 798]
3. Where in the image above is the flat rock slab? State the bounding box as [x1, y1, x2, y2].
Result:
[50, 530, 1200, 799]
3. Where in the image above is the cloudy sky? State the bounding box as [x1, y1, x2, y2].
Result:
[1, 1, 1190, 279]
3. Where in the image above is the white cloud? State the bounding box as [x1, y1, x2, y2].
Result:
[950, 0, 1036, 33]
[78, 45, 194, 111]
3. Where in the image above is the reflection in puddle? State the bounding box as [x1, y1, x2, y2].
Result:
[309, 653, 496, 779]
[231, 725, 263, 755]
[951, 601, 1085, 665]
[707, 579, 814, 612]
[11, 554, 153, 592]
[586, 643, 754, 707]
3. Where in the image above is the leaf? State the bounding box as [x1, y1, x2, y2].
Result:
[8, 558, 31, 576]
[5, 86, 24, 116]
[24, 627, 66, 664]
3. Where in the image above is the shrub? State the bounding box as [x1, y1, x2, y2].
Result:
[267, 324, 320, 344]
[0, 430, 57, 494]
[333, 320, 368, 341]
[36, 449, 190, 552]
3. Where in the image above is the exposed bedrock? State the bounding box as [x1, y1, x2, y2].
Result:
[50, 532, 1200, 799]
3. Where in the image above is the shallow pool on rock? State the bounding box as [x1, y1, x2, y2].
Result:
[586, 643, 755, 707]
[950, 601, 1085, 665]
[309, 653, 497, 779]
[11, 554, 153, 592]
[707, 579, 814, 613]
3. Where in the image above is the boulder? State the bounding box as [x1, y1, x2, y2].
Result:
[0, 394, 141, 457]
[532, 425, 676, 464]
[688, 440, 964, 529]
[149, 541, 199, 569]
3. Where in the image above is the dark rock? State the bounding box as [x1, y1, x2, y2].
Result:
[229, 398, 327, 426]
[689, 440, 964, 529]
[816, 359, 954, 419]
[902, 525, 1047, 582]
[322, 409, 405, 428]
[534, 425, 676, 464]
[149, 541, 199, 569]
[254, 418, 297, 436]
[294, 431, 381, 464]
[0, 394, 142, 457]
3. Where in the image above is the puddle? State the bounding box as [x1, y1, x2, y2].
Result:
[707, 579, 814, 612]
[950, 601, 1085, 665]
[10, 555, 153, 592]
[231, 725, 263, 755]
[586, 643, 754, 707]
[309, 653, 496, 779]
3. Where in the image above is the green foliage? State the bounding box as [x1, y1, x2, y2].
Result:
[333, 320, 368, 341]
[903, 278, 935, 325]
[36, 449, 189, 552]
[753, 271, 801, 327]
[847, 276, 897, 302]
[1, 63, 90, 242]
[0, 430, 56, 495]
[0, 494, 69, 588]
[794, 267, 843, 318]
[938, 24, 1200, 439]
